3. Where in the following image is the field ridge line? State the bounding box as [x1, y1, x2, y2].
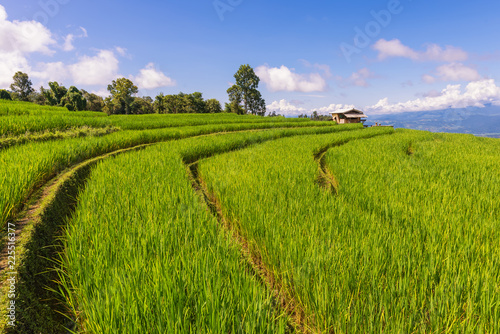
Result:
[314, 132, 394, 194]
[188, 162, 320, 334]
[0, 142, 156, 332]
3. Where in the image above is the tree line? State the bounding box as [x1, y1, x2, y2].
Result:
[0, 72, 225, 115]
[0, 65, 331, 120]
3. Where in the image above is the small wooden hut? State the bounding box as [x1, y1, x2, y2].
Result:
[330, 108, 367, 124]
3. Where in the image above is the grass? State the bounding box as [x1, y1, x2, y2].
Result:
[2, 100, 499, 333]
[0, 122, 357, 248]
[60, 126, 362, 332]
[0, 100, 328, 136]
[198, 127, 499, 332]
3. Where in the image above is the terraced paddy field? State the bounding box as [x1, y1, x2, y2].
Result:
[0, 100, 499, 333]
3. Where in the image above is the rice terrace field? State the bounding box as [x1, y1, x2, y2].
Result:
[0, 100, 499, 333]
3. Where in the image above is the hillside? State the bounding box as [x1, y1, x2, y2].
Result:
[368, 105, 500, 138]
[0, 102, 499, 333]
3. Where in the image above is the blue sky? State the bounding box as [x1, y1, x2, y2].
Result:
[1, 0, 500, 115]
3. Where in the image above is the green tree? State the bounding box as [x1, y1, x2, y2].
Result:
[162, 94, 184, 114]
[43, 82, 68, 106]
[183, 92, 206, 113]
[0, 89, 12, 100]
[206, 99, 222, 113]
[105, 78, 138, 114]
[131, 96, 154, 114]
[82, 90, 104, 112]
[224, 101, 244, 114]
[61, 86, 87, 111]
[227, 64, 266, 115]
[10, 72, 34, 101]
[154, 93, 167, 113]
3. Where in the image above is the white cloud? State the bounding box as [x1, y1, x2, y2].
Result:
[266, 100, 358, 117]
[373, 39, 468, 62]
[69, 50, 120, 85]
[62, 34, 75, 51]
[0, 52, 31, 88]
[79, 27, 88, 38]
[256, 65, 327, 92]
[32, 61, 68, 83]
[115, 47, 127, 57]
[134, 63, 176, 90]
[366, 79, 500, 114]
[346, 68, 375, 87]
[0, 4, 56, 87]
[266, 99, 307, 116]
[61, 27, 88, 52]
[316, 103, 356, 114]
[0, 5, 55, 55]
[422, 74, 436, 84]
[423, 62, 481, 83]
[92, 89, 110, 98]
[29, 49, 120, 87]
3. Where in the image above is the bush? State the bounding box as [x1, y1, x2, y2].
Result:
[0, 90, 12, 100]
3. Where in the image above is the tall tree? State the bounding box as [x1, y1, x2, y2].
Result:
[61, 86, 87, 111]
[206, 99, 222, 113]
[105, 78, 138, 114]
[10, 72, 34, 101]
[154, 93, 167, 113]
[184, 92, 206, 113]
[47, 82, 68, 105]
[131, 96, 154, 114]
[163, 94, 184, 114]
[227, 64, 266, 115]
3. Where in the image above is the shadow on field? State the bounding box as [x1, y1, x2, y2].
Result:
[6, 164, 92, 333]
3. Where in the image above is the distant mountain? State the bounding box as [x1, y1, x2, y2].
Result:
[367, 105, 500, 138]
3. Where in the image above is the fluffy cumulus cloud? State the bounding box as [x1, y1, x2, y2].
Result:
[0, 5, 171, 91]
[0, 6, 55, 55]
[30, 49, 121, 86]
[133, 63, 176, 90]
[266, 99, 307, 116]
[366, 79, 500, 114]
[423, 63, 481, 83]
[0, 52, 31, 87]
[0, 4, 56, 87]
[316, 103, 356, 114]
[0, 5, 116, 88]
[69, 50, 120, 85]
[31, 61, 68, 82]
[256, 65, 327, 92]
[373, 39, 468, 62]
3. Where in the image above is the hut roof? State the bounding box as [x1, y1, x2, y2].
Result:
[329, 108, 367, 118]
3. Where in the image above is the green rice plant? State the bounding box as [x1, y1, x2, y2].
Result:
[0, 122, 359, 254]
[197, 127, 499, 332]
[0, 100, 93, 116]
[321, 129, 500, 332]
[0, 126, 120, 151]
[60, 126, 363, 332]
[0, 100, 330, 136]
